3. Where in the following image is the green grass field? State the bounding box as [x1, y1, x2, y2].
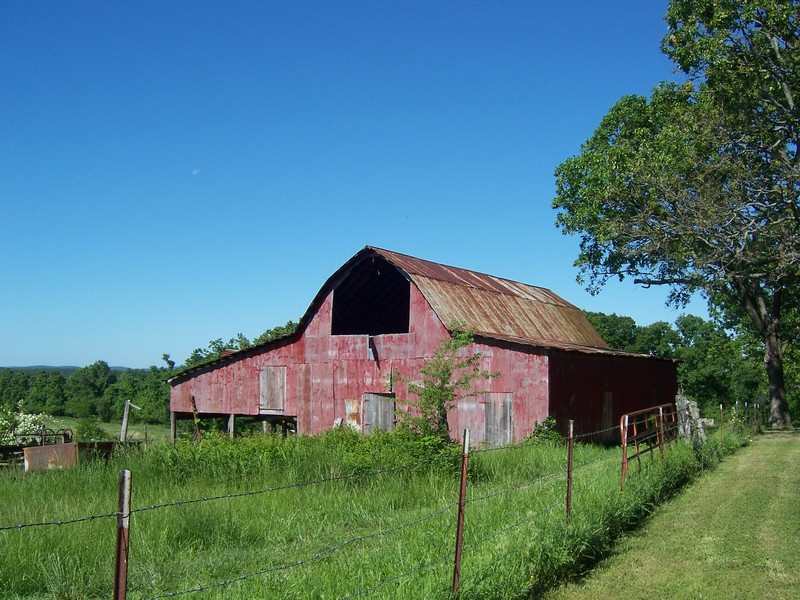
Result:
[0, 426, 751, 599]
[44, 416, 172, 442]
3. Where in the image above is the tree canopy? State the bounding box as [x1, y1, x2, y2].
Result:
[553, 0, 799, 427]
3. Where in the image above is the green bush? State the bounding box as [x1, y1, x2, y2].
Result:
[75, 415, 109, 441]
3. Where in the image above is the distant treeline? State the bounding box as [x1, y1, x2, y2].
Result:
[0, 362, 170, 424]
[0, 321, 300, 426]
[0, 315, 777, 425]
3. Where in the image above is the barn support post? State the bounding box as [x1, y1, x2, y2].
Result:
[169, 412, 176, 443]
[227, 414, 235, 438]
[113, 470, 132, 600]
[452, 429, 470, 598]
[566, 420, 574, 526]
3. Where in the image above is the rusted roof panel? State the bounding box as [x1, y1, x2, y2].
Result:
[371, 247, 609, 349]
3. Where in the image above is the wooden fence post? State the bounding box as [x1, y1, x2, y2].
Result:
[719, 404, 724, 454]
[452, 429, 470, 598]
[566, 420, 574, 526]
[114, 470, 132, 600]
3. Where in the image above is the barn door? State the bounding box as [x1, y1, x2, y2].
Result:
[260, 366, 286, 413]
[484, 393, 513, 446]
[363, 393, 395, 433]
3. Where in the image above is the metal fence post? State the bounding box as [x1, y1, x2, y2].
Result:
[719, 404, 724, 454]
[566, 420, 574, 526]
[114, 470, 132, 600]
[452, 429, 470, 598]
[620, 415, 629, 489]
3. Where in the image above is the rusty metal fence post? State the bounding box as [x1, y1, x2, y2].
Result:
[452, 429, 470, 598]
[114, 470, 132, 600]
[566, 420, 574, 525]
[620, 414, 629, 489]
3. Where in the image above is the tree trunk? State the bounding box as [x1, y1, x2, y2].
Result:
[738, 283, 793, 429]
[765, 335, 792, 428]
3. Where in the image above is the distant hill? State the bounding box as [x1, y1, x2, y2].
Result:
[2, 365, 134, 375]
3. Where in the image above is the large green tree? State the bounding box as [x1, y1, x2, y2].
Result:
[553, 0, 799, 427]
[65, 360, 113, 418]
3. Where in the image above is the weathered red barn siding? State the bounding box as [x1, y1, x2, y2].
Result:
[448, 340, 550, 445]
[170, 281, 554, 443]
[547, 350, 678, 438]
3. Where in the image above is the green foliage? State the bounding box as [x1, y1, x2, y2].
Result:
[523, 416, 563, 445]
[253, 320, 298, 345]
[673, 315, 766, 415]
[65, 360, 112, 418]
[396, 324, 499, 439]
[554, 0, 800, 426]
[75, 415, 110, 441]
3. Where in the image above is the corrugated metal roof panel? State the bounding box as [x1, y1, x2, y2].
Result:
[371, 247, 609, 349]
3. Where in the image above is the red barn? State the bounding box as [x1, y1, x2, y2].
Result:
[168, 247, 677, 445]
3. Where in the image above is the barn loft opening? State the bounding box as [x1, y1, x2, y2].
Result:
[332, 255, 410, 335]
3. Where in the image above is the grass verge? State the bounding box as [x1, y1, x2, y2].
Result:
[541, 429, 800, 600]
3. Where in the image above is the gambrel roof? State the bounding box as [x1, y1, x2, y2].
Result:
[171, 246, 612, 383]
[322, 246, 609, 351]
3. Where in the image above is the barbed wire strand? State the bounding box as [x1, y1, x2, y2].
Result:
[468, 469, 565, 506]
[0, 510, 120, 533]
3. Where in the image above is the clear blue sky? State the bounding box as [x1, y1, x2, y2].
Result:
[0, 1, 705, 368]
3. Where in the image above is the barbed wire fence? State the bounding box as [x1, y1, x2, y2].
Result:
[0, 402, 732, 599]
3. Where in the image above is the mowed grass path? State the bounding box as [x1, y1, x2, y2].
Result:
[543, 430, 800, 600]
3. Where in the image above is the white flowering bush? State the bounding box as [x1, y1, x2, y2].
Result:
[0, 401, 49, 445]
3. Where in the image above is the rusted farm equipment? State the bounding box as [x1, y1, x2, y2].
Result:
[619, 403, 677, 488]
[0, 427, 74, 467]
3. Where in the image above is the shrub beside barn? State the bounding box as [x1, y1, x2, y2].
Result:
[168, 247, 677, 445]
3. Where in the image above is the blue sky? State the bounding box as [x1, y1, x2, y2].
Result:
[0, 1, 705, 368]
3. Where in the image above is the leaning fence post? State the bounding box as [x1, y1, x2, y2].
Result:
[566, 420, 574, 526]
[452, 429, 470, 598]
[114, 470, 132, 600]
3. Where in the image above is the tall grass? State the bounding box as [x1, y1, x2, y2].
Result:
[0, 426, 751, 599]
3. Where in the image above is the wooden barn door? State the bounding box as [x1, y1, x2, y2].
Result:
[363, 393, 395, 433]
[260, 366, 286, 413]
[484, 393, 513, 446]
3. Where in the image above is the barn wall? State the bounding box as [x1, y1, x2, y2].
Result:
[450, 340, 550, 445]
[548, 351, 678, 438]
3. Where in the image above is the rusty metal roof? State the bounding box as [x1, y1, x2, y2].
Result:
[368, 247, 609, 349]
